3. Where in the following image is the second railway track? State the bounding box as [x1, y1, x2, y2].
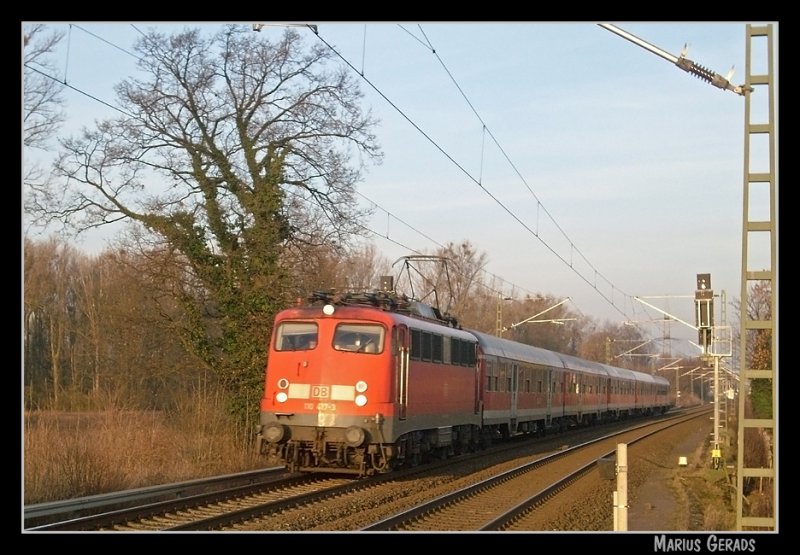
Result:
[25, 408, 708, 532]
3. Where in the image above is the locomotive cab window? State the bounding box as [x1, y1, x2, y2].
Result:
[333, 323, 385, 353]
[275, 322, 319, 351]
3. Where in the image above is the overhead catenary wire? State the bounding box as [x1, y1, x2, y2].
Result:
[27, 24, 541, 313]
[313, 24, 644, 323]
[25, 22, 673, 335]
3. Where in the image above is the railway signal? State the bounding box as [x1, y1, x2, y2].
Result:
[694, 273, 713, 352]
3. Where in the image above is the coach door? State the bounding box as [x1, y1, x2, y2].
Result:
[510, 363, 519, 427]
[395, 325, 409, 420]
[474, 344, 483, 415]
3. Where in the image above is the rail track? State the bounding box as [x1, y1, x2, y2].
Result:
[362, 409, 708, 531]
[25, 407, 707, 532]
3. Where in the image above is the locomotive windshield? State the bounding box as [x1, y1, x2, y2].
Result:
[275, 322, 319, 351]
[333, 323, 384, 354]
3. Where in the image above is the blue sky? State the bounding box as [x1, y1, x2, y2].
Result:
[22, 21, 778, 358]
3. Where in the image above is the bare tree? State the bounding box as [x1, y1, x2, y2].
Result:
[505, 294, 584, 355]
[28, 25, 381, 424]
[23, 24, 66, 230]
[23, 24, 65, 149]
[441, 241, 489, 317]
[23, 237, 79, 408]
[342, 242, 392, 291]
[392, 241, 488, 321]
[281, 240, 392, 299]
[578, 321, 648, 369]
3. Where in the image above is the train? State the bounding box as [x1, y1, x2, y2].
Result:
[255, 286, 672, 477]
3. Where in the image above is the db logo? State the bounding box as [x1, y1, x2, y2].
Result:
[312, 385, 330, 398]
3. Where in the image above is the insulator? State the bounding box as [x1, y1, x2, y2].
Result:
[688, 62, 715, 84]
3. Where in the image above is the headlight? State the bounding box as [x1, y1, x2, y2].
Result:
[355, 394, 367, 407]
[276, 391, 288, 403]
[277, 378, 289, 389]
[355, 380, 368, 393]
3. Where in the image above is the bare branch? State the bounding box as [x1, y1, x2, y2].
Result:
[23, 24, 66, 149]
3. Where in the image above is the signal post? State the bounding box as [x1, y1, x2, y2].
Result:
[694, 274, 731, 470]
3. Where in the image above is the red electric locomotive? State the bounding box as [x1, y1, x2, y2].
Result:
[256, 286, 672, 477]
[256, 290, 484, 476]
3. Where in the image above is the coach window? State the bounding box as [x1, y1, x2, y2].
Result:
[333, 323, 385, 353]
[275, 322, 319, 351]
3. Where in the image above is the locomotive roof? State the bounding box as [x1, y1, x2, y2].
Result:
[303, 289, 462, 327]
[283, 291, 477, 340]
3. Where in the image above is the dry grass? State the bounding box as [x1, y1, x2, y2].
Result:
[23, 389, 264, 505]
[703, 504, 734, 531]
[666, 439, 736, 531]
[687, 468, 736, 531]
